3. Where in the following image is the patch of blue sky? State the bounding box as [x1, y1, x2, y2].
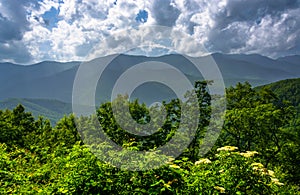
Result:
[41, 7, 60, 30]
[135, 10, 148, 23]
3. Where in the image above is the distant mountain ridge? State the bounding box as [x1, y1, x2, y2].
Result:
[0, 53, 299, 105]
[0, 78, 299, 125]
[0, 98, 72, 125]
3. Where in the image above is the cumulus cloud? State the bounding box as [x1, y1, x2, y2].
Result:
[0, 0, 299, 63]
[176, 0, 300, 57]
[0, 40, 31, 63]
[200, 0, 300, 56]
[23, 0, 149, 62]
[0, 0, 36, 63]
[150, 0, 180, 27]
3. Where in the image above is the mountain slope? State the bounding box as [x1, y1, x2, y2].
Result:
[0, 54, 299, 105]
[0, 78, 299, 125]
[256, 78, 300, 109]
[0, 98, 72, 125]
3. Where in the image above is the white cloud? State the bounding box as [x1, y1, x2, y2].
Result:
[0, 0, 299, 63]
[243, 9, 300, 57]
[21, 0, 151, 62]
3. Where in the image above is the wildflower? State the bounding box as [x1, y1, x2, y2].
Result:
[219, 169, 224, 173]
[163, 183, 171, 189]
[253, 167, 265, 174]
[275, 182, 284, 186]
[252, 166, 263, 171]
[166, 157, 175, 165]
[251, 162, 264, 167]
[271, 178, 279, 182]
[268, 170, 275, 177]
[167, 179, 178, 185]
[195, 158, 212, 165]
[169, 164, 180, 169]
[251, 162, 266, 174]
[239, 151, 258, 158]
[217, 146, 238, 152]
[271, 178, 284, 186]
[214, 186, 226, 193]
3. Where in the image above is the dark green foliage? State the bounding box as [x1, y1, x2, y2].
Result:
[256, 78, 300, 109]
[186, 80, 212, 161]
[0, 104, 35, 147]
[96, 97, 182, 151]
[216, 80, 299, 186]
[221, 82, 295, 166]
[0, 80, 299, 194]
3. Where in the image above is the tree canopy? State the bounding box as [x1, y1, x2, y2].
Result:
[0, 81, 299, 194]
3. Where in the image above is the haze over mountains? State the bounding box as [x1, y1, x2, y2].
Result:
[0, 53, 299, 105]
[0, 98, 72, 125]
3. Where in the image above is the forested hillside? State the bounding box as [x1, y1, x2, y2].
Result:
[0, 81, 299, 194]
[0, 98, 72, 125]
[256, 78, 300, 109]
[0, 78, 299, 126]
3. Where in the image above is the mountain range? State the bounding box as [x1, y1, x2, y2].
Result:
[1, 78, 299, 126]
[0, 98, 72, 125]
[0, 53, 299, 107]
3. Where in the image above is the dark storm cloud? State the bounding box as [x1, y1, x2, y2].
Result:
[0, 0, 300, 63]
[0, 13, 23, 41]
[219, 0, 299, 25]
[0, 0, 40, 63]
[203, 0, 300, 56]
[0, 41, 31, 63]
[151, 0, 180, 27]
[0, 0, 36, 41]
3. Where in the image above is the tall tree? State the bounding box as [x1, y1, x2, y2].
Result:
[222, 83, 295, 166]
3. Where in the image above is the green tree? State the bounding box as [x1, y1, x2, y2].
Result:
[222, 82, 295, 166]
[0, 105, 36, 147]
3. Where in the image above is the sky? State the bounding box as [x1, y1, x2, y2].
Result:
[0, 0, 299, 64]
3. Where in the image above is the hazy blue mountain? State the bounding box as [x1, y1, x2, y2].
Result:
[0, 61, 80, 102]
[0, 78, 299, 125]
[0, 54, 299, 105]
[211, 53, 300, 86]
[0, 98, 72, 125]
[0, 61, 79, 84]
[277, 55, 300, 66]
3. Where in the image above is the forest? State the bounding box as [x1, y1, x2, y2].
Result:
[0, 79, 299, 194]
